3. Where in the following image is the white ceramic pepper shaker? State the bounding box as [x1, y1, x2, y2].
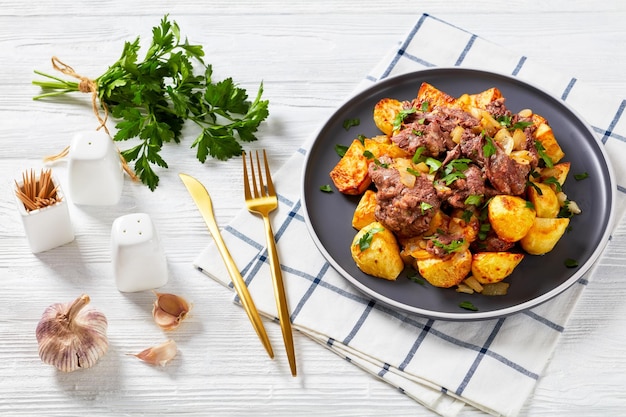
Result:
[68, 130, 124, 205]
[111, 213, 168, 292]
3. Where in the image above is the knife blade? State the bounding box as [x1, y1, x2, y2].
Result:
[179, 173, 274, 359]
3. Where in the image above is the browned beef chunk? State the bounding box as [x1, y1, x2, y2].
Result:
[472, 232, 515, 252]
[369, 160, 440, 239]
[445, 165, 486, 209]
[391, 105, 479, 158]
[484, 98, 509, 119]
[485, 145, 530, 196]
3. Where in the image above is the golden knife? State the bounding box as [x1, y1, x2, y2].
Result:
[179, 173, 274, 359]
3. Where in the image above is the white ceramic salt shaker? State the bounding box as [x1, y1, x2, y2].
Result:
[111, 213, 168, 292]
[68, 130, 124, 205]
[14, 176, 75, 253]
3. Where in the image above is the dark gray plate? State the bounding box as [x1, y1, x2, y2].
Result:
[301, 67, 616, 321]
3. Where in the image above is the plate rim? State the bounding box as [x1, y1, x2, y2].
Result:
[301, 66, 617, 321]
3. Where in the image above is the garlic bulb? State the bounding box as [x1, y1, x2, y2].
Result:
[152, 292, 190, 331]
[36, 294, 108, 372]
[132, 339, 177, 366]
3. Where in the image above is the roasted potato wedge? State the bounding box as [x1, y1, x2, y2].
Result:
[352, 190, 377, 230]
[467, 87, 503, 109]
[363, 138, 409, 160]
[373, 98, 404, 136]
[519, 217, 570, 255]
[351, 222, 404, 280]
[416, 249, 472, 288]
[527, 182, 560, 218]
[330, 139, 371, 195]
[416, 82, 456, 109]
[536, 162, 571, 188]
[488, 195, 536, 242]
[532, 115, 565, 164]
[471, 252, 524, 284]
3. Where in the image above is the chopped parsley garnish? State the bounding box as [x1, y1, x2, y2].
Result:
[408, 272, 426, 285]
[482, 135, 497, 158]
[464, 195, 483, 206]
[440, 158, 470, 185]
[534, 140, 554, 168]
[558, 201, 575, 218]
[343, 118, 360, 131]
[363, 150, 389, 168]
[319, 184, 333, 193]
[527, 181, 543, 195]
[478, 223, 491, 241]
[574, 172, 589, 181]
[444, 158, 471, 174]
[564, 258, 579, 268]
[420, 101, 430, 112]
[407, 167, 421, 176]
[335, 144, 349, 157]
[543, 176, 562, 192]
[459, 301, 478, 311]
[392, 108, 417, 131]
[497, 115, 512, 127]
[511, 121, 533, 130]
[374, 159, 389, 168]
[496, 115, 533, 131]
[412, 146, 427, 164]
[441, 171, 466, 186]
[420, 201, 433, 213]
[525, 201, 535, 210]
[358, 225, 385, 251]
[425, 157, 442, 174]
[427, 235, 466, 254]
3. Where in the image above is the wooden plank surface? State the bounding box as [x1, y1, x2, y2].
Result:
[1, 1, 626, 415]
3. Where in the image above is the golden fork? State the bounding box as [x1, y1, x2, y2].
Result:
[243, 150, 296, 376]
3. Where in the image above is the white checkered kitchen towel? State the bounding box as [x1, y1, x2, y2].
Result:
[195, 14, 626, 417]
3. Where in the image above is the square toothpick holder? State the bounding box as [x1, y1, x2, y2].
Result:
[14, 175, 75, 254]
[68, 130, 124, 205]
[111, 213, 168, 292]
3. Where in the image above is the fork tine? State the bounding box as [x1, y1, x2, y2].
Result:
[254, 150, 266, 197]
[242, 152, 252, 200]
[262, 149, 276, 197]
[251, 151, 261, 198]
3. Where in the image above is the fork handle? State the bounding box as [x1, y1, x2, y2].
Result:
[262, 215, 297, 376]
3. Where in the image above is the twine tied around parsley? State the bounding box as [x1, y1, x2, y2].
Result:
[42, 57, 137, 181]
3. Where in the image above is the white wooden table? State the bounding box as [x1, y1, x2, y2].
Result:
[2, 1, 625, 415]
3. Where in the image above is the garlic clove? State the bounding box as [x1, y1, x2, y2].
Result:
[36, 294, 108, 372]
[132, 339, 177, 366]
[152, 292, 190, 331]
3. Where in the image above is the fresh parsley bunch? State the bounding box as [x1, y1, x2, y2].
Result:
[33, 15, 269, 191]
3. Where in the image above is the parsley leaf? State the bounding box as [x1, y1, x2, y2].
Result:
[459, 301, 478, 311]
[534, 140, 554, 168]
[392, 108, 417, 131]
[343, 118, 360, 131]
[319, 184, 333, 193]
[335, 144, 349, 157]
[574, 172, 589, 181]
[483, 135, 497, 158]
[358, 225, 385, 251]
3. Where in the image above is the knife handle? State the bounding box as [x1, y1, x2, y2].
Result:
[211, 229, 274, 359]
